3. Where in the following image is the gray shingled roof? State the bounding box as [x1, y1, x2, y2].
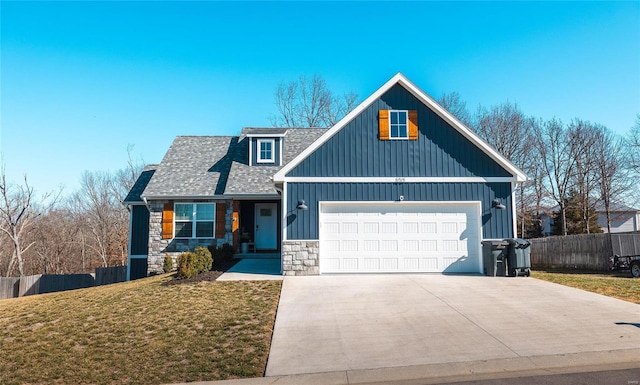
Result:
[224, 128, 326, 195]
[123, 164, 157, 203]
[138, 128, 327, 199]
[243, 128, 288, 136]
[142, 136, 237, 198]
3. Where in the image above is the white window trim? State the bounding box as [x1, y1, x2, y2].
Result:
[174, 202, 216, 239]
[389, 110, 409, 140]
[257, 139, 275, 163]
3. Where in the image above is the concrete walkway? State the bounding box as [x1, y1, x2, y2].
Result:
[267, 274, 640, 376]
[216, 258, 283, 281]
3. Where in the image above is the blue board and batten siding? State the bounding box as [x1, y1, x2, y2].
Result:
[287, 84, 511, 178]
[250, 137, 281, 166]
[284, 83, 516, 241]
[286, 182, 513, 240]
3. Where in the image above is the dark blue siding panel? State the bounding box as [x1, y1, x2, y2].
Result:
[287, 84, 512, 178]
[250, 137, 281, 166]
[286, 182, 513, 240]
[130, 205, 150, 255]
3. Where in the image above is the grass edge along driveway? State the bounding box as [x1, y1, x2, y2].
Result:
[0, 274, 282, 385]
[532, 270, 640, 304]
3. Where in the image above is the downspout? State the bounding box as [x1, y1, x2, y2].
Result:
[511, 181, 518, 238]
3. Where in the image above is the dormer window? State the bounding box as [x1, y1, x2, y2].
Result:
[245, 128, 285, 166]
[257, 139, 275, 163]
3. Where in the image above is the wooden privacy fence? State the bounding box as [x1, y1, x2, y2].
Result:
[0, 266, 127, 300]
[529, 232, 640, 271]
[0, 277, 19, 300]
[95, 266, 127, 286]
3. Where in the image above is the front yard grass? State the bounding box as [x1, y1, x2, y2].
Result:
[532, 270, 640, 304]
[0, 274, 282, 385]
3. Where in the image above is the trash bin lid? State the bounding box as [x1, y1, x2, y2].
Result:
[482, 240, 507, 247]
[504, 238, 530, 248]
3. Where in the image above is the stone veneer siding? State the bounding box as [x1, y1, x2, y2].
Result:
[282, 240, 319, 276]
[147, 199, 234, 275]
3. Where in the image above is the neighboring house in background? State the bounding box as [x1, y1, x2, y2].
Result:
[596, 202, 640, 233]
[124, 73, 527, 279]
[538, 202, 640, 236]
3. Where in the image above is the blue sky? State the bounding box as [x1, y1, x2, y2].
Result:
[1, 1, 639, 197]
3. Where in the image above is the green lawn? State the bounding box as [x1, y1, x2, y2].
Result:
[532, 271, 640, 304]
[0, 274, 282, 385]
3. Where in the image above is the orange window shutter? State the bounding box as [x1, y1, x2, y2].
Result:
[379, 110, 390, 140]
[162, 202, 174, 239]
[215, 203, 226, 239]
[408, 110, 418, 140]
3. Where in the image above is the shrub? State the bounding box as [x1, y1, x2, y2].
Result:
[163, 254, 173, 273]
[176, 252, 197, 279]
[193, 246, 213, 272]
[176, 247, 212, 279]
[208, 243, 235, 263]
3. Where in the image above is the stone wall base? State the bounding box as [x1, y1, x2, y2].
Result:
[282, 240, 319, 276]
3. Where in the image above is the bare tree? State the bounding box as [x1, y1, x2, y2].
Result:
[594, 126, 633, 233]
[271, 74, 358, 128]
[473, 102, 536, 237]
[535, 118, 570, 236]
[71, 171, 120, 267]
[628, 114, 640, 175]
[535, 118, 595, 236]
[568, 119, 600, 234]
[0, 169, 58, 276]
[438, 91, 472, 127]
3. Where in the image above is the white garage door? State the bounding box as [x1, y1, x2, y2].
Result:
[319, 201, 481, 274]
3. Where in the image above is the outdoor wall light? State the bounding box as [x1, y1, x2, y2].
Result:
[492, 198, 506, 210]
[296, 200, 308, 211]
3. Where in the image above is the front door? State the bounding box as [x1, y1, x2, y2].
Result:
[255, 203, 277, 250]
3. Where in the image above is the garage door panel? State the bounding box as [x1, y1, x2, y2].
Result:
[320, 202, 481, 274]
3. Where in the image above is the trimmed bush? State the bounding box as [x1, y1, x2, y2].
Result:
[193, 246, 213, 272]
[208, 243, 235, 263]
[176, 252, 197, 279]
[163, 254, 173, 273]
[176, 247, 212, 279]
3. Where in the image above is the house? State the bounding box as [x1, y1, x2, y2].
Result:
[597, 203, 640, 233]
[124, 73, 527, 278]
[538, 201, 640, 236]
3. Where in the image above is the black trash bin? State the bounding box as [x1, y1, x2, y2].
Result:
[481, 240, 508, 276]
[505, 238, 531, 277]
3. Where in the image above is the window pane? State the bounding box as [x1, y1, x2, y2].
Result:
[391, 125, 399, 138]
[196, 222, 214, 237]
[260, 208, 272, 216]
[175, 204, 193, 221]
[390, 112, 398, 124]
[399, 124, 408, 138]
[196, 204, 214, 220]
[398, 112, 407, 124]
[175, 222, 193, 238]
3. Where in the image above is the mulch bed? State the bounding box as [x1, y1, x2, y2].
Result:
[162, 258, 240, 286]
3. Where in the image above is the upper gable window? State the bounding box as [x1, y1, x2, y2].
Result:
[257, 139, 275, 163]
[379, 109, 419, 141]
[389, 110, 408, 139]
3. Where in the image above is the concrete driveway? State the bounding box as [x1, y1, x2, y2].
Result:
[265, 274, 640, 377]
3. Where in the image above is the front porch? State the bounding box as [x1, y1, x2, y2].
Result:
[234, 199, 282, 254]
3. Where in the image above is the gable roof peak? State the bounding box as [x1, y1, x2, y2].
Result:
[274, 73, 528, 183]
